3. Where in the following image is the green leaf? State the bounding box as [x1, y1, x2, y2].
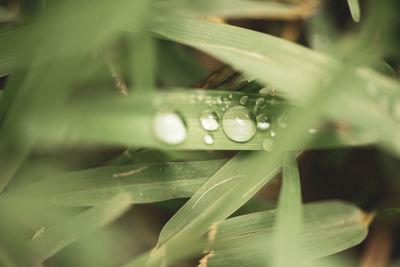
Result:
[346, 0, 361, 23]
[206, 201, 371, 267]
[27, 193, 132, 261]
[13, 159, 227, 206]
[123, 151, 283, 266]
[273, 152, 303, 267]
[154, 0, 297, 19]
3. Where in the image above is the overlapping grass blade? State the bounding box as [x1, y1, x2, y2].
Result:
[123, 151, 283, 266]
[13, 160, 227, 206]
[206, 201, 370, 267]
[273, 152, 303, 267]
[27, 193, 132, 261]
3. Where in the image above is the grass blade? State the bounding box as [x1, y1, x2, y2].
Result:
[206, 201, 371, 267]
[14, 160, 227, 206]
[346, 0, 361, 23]
[273, 152, 303, 267]
[27, 193, 132, 261]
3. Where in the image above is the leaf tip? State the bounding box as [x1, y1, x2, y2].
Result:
[197, 251, 214, 267]
[361, 211, 375, 226]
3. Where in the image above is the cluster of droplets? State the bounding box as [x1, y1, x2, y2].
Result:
[153, 91, 288, 149]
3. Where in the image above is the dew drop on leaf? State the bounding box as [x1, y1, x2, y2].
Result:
[256, 113, 270, 130]
[153, 111, 187, 145]
[222, 106, 256, 142]
[262, 138, 274, 151]
[240, 96, 248, 105]
[200, 109, 220, 131]
[204, 134, 214, 145]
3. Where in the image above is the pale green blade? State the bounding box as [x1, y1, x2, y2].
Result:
[346, 0, 361, 22]
[273, 152, 303, 267]
[206, 201, 371, 267]
[13, 160, 227, 206]
[27, 193, 132, 261]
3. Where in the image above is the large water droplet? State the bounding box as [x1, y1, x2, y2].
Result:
[256, 113, 270, 130]
[153, 111, 187, 145]
[200, 109, 220, 131]
[204, 134, 214, 145]
[240, 96, 248, 105]
[222, 106, 256, 142]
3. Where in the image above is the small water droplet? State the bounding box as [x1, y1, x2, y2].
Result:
[256, 113, 270, 130]
[199, 109, 220, 131]
[259, 87, 270, 95]
[153, 111, 186, 145]
[228, 93, 233, 99]
[256, 97, 266, 108]
[216, 96, 223, 104]
[204, 134, 214, 145]
[222, 106, 256, 142]
[240, 96, 248, 105]
[262, 138, 274, 151]
[197, 94, 205, 101]
[270, 130, 276, 137]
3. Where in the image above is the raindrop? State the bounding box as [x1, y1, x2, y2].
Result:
[240, 96, 248, 105]
[153, 111, 186, 145]
[199, 109, 220, 131]
[270, 130, 276, 137]
[204, 134, 214, 145]
[262, 139, 274, 151]
[256, 97, 266, 108]
[228, 93, 233, 99]
[222, 106, 256, 142]
[256, 113, 270, 131]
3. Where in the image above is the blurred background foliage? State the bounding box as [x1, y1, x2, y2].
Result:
[0, 0, 399, 266]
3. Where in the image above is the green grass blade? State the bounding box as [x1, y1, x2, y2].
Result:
[27, 193, 132, 261]
[346, 0, 361, 22]
[273, 152, 303, 267]
[122, 151, 283, 266]
[206, 201, 371, 267]
[14, 160, 227, 206]
[154, 0, 297, 19]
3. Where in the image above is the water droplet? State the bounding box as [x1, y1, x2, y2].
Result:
[216, 96, 223, 104]
[262, 138, 274, 151]
[204, 134, 214, 145]
[199, 109, 220, 131]
[259, 87, 270, 95]
[240, 96, 248, 105]
[153, 111, 186, 145]
[222, 106, 256, 142]
[270, 130, 276, 137]
[256, 97, 266, 108]
[256, 113, 270, 130]
[228, 93, 233, 99]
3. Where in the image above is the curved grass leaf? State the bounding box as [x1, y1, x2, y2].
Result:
[206, 201, 370, 267]
[27, 193, 132, 261]
[12, 159, 228, 206]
